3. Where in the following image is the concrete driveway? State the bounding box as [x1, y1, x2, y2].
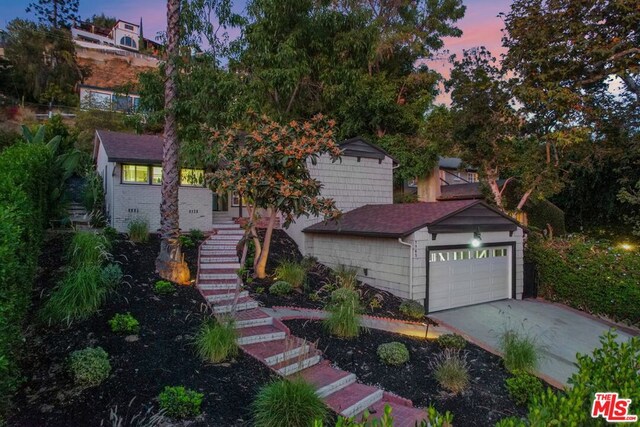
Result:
[430, 299, 636, 387]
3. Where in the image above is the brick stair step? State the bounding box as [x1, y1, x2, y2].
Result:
[236, 324, 287, 345]
[199, 273, 237, 280]
[200, 257, 239, 263]
[358, 400, 428, 427]
[242, 336, 311, 365]
[201, 289, 248, 302]
[215, 229, 244, 234]
[201, 250, 238, 255]
[199, 267, 238, 274]
[273, 349, 322, 376]
[198, 280, 236, 291]
[324, 383, 384, 418]
[297, 361, 357, 398]
[233, 309, 273, 328]
[212, 296, 259, 314]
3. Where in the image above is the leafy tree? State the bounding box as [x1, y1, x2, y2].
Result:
[209, 114, 342, 278]
[88, 13, 116, 29]
[3, 19, 85, 106]
[26, 0, 79, 29]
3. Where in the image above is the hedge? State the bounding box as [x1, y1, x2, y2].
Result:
[528, 235, 640, 326]
[525, 198, 566, 236]
[0, 143, 52, 419]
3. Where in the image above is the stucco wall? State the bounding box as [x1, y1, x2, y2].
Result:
[107, 163, 212, 232]
[305, 234, 411, 299]
[286, 154, 394, 252]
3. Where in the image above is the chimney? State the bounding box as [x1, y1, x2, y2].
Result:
[417, 164, 441, 202]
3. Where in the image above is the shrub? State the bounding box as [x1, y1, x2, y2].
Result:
[253, 378, 328, 427]
[101, 263, 123, 288]
[429, 349, 470, 394]
[499, 330, 539, 373]
[524, 198, 566, 236]
[101, 226, 119, 243]
[68, 347, 111, 387]
[188, 229, 205, 241]
[127, 218, 149, 243]
[334, 264, 358, 289]
[393, 192, 419, 204]
[154, 280, 175, 294]
[67, 231, 110, 267]
[157, 386, 203, 419]
[399, 300, 425, 319]
[436, 333, 467, 350]
[275, 260, 307, 288]
[377, 342, 410, 365]
[324, 287, 361, 338]
[194, 318, 238, 363]
[495, 332, 640, 426]
[505, 370, 543, 406]
[528, 235, 640, 325]
[269, 280, 293, 296]
[42, 265, 109, 323]
[178, 235, 195, 248]
[109, 313, 140, 334]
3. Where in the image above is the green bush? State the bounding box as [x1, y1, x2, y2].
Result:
[499, 330, 539, 373]
[324, 287, 362, 338]
[42, 264, 110, 324]
[495, 332, 640, 427]
[188, 229, 205, 241]
[67, 231, 111, 267]
[154, 280, 175, 294]
[528, 235, 640, 325]
[101, 263, 123, 288]
[399, 300, 425, 319]
[334, 264, 358, 289]
[0, 142, 52, 418]
[270, 280, 293, 296]
[194, 318, 238, 363]
[101, 226, 119, 243]
[524, 198, 566, 236]
[429, 349, 470, 395]
[377, 342, 410, 365]
[127, 218, 149, 243]
[68, 346, 111, 387]
[436, 333, 467, 350]
[253, 378, 328, 427]
[275, 260, 307, 288]
[109, 313, 140, 334]
[178, 235, 195, 248]
[505, 370, 543, 406]
[157, 386, 204, 419]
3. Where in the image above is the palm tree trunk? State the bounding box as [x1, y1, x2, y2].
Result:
[156, 0, 190, 284]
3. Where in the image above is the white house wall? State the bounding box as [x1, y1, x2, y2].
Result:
[286, 154, 394, 252]
[108, 164, 212, 232]
[305, 234, 411, 299]
[410, 228, 524, 303]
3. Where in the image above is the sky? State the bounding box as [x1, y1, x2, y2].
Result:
[0, 0, 513, 103]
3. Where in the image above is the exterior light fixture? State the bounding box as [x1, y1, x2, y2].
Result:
[471, 230, 482, 248]
[619, 242, 634, 251]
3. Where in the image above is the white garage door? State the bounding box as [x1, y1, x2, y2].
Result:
[428, 246, 511, 312]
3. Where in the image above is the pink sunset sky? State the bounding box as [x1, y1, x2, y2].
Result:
[1, 0, 513, 103]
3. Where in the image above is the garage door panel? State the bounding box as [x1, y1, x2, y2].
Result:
[428, 246, 511, 312]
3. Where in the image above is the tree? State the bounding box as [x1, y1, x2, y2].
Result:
[3, 19, 85, 105]
[155, 0, 190, 284]
[26, 0, 79, 29]
[88, 13, 116, 29]
[209, 114, 342, 279]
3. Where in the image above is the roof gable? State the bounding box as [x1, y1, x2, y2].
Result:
[95, 130, 163, 164]
[340, 137, 397, 164]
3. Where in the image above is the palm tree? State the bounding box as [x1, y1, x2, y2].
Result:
[156, 0, 190, 284]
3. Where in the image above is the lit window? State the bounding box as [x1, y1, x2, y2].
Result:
[151, 166, 162, 185]
[467, 172, 477, 183]
[476, 250, 489, 259]
[180, 168, 204, 186]
[122, 165, 148, 184]
[231, 192, 248, 207]
[493, 249, 507, 257]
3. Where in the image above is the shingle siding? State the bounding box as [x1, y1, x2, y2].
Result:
[286, 154, 394, 252]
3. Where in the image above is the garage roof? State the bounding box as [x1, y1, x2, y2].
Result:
[303, 200, 520, 238]
[95, 130, 163, 164]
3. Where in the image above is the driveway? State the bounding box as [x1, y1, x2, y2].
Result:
[430, 299, 636, 387]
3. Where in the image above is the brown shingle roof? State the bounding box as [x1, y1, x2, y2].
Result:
[438, 183, 483, 200]
[304, 200, 479, 238]
[96, 130, 163, 164]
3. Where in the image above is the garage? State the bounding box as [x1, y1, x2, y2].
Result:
[303, 200, 524, 312]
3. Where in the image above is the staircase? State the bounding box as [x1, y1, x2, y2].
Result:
[196, 222, 428, 426]
[68, 202, 91, 229]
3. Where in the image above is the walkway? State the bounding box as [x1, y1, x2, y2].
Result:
[196, 222, 428, 426]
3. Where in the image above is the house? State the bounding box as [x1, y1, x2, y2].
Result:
[405, 157, 481, 202]
[72, 18, 161, 54]
[303, 200, 524, 313]
[79, 84, 140, 113]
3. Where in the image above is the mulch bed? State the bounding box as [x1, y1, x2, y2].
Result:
[246, 230, 427, 322]
[285, 319, 529, 427]
[8, 232, 274, 427]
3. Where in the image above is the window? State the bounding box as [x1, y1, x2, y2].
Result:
[429, 248, 509, 262]
[493, 248, 507, 257]
[151, 166, 162, 185]
[124, 24, 134, 30]
[231, 192, 247, 207]
[467, 172, 478, 183]
[180, 168, 204, 186]
[408, 178, 417, 188]
[122, 165, 149, 184]
[119, 36, 137, 48]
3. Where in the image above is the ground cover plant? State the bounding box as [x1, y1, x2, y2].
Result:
[286, 320, 528, 426]
[499, 330, 539, 373]
[399, 300, 425, 320]
[377, 342, 410, 365]
[528, 234, 640, 326]
[154, 280, 175, 294]
[324, 287, 362, 338]
[108, 313, 140, 334]
[252, 378, 328, 427]
[127, 218, 150, 243]
[194, 317, 238, 363]
[270, 280, 293, 296]
[504, 370, 543, 406]
[436, 333, 467, 350]
[68, 346, 111, 387]
[157, 385, 204, 419]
